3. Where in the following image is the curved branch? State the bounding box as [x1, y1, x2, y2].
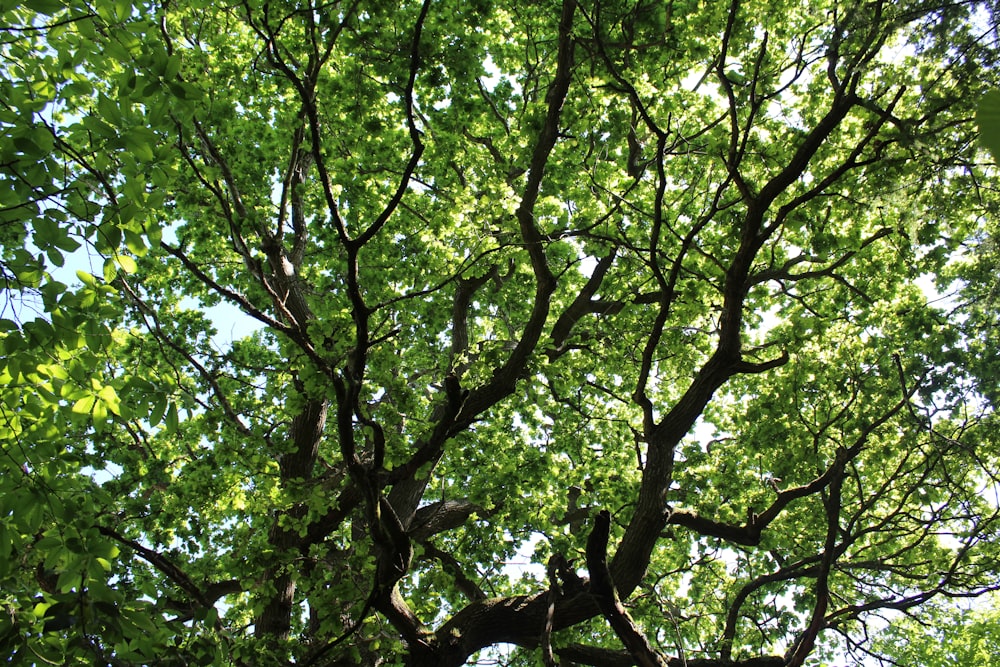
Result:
[352, 0, 429, 248]
[785, 462, 844, 667]
[586, 510, 667, 667]
[96, 525, 238, 615]
[159, 241, 290, 334]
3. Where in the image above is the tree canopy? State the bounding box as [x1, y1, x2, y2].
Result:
[2, 0, 999, 665]
[868, 594, 1000, 666]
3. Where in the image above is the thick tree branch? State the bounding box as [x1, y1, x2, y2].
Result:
[96, 525, 238, 616]
[556, 645, 785, 667]
[408, 499, 490, 541]
[549, 249, 618, 356]
[785, 460, 844, 667]
[419, 541, 487, 602]
[586, 510, 668, 667]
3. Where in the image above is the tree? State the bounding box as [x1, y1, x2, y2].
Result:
[1, 0, 999, 665]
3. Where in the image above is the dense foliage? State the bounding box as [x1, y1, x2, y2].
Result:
[2, 0, 999, 665]
[868, 595, 1000, 666]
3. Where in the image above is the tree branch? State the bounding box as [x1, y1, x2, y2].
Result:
[586, 510, 668, 667]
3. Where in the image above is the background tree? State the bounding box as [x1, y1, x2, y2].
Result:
[2, 0, 999, 665]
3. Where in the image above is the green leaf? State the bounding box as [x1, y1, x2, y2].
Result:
[56, 567, 80, 594]
[24, 0, 66, 15]
[977, 90, 1000, 163]
[97, 93, 122, 125]
[115, 253, 138, 274]
[98, 385, 121, 415]
[120, 607, 158, 634]
[103, 257, 118, 282]
[124, 228, 147, 255]
[76, 270, 98, 288]
[164, 402, 178, 433]
[71, 396, 95, 415]
[148, 394, 167, 426]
